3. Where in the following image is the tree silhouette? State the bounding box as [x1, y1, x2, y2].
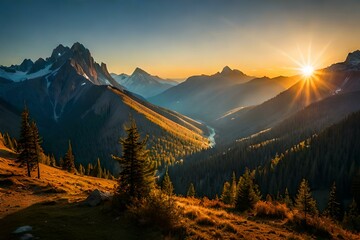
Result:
[112, 117, 155, 201]
[295, 179, 318, 222]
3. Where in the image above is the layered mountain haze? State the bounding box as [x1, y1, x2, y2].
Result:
[111, 68, 178, 98]
[0, 43, 210, 171]
[213, 51, 360, 142]
[149, 66, 295, 122]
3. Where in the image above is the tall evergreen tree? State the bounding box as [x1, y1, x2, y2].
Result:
[221, 181, 231, 204]
[31, 121, 43, 179]
[162, 168, 174, 206]
[284, 188, 293, 208]
[324, 182, 341, 221]
[50, 154, 56, 167]
[112, 117, 155, 200]
[162, 168, 174, 197]
[229, 171, 237, 205]
[94, 158, 102, 178]
[86, 163, 93, 176]
[235, 168, 261, 211]
[78, 164, 84, 176]
[187, 183, 196, 197]
[18, 106, 36, 177]
[63, 140, 75, 172]
[295, 179, 318, 222]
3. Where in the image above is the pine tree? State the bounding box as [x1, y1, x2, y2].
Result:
[221, 181, 231, 204]
[59, 157, 64, 168]
[86, 163, 93, 176]
[324, 182, 341, 221]
[343, 199, 360, 231]
[78, 164, 84, 176]
[284, 188, 293, 208]
[63, 140, 75, 172]
[18, 106, 36, 177]
[229, 171, 237, 205]
[162, 168, 174, 197]
[295, 179, 318, 222]
[187, 183, 196, 197]
[235, 169, 261, 211]
[162, 168, 174, 206]
[31, 121, 43, 179]
[50, 154, 56, 167]
[94, 158, 102, 178]
[112, 117, 155, 200]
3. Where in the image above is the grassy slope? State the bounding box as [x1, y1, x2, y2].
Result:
[0, 144, 358, 239]
[111, 87, 209, 148]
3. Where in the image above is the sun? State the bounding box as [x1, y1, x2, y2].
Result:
[301, 65, 314, 77]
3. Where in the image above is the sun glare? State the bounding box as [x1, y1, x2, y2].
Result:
[301, 65, 314, 77]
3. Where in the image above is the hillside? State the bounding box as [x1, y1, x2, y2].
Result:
[149, 67, 295, 122]
[1, 143, 357, 240]
[0, 43, 210, 170]
[215, 51, 360, 142]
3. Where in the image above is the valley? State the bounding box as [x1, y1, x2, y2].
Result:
[1, 1, 360, 238]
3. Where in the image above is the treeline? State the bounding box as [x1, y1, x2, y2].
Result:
[169, 111, 360, 209]
[7, 107, 114, 180]
[257, 111, 360, 204]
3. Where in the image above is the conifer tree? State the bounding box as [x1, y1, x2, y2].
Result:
[78, 164, 84, 176]
[112, 117, 155, 200]
[162, 168, 174, 198]
[86, 163, 93, 176]
[187, 183, 196, 197]
[229, 171, 237, 204]
[59, 157, 64, 168]
[284, 188, 293, 208]
[324, 182, 341, 221]
[295, 179, 318, 222]
[235, 169, 261, 211]
[50, 154, 56, 167]
[221, 181, 231, 204]
[18, 106, 36, 177]
[94, 158, 102, 178]
[63, 140, 75, 172]
[343, 199, 360, 231]
[31, 121, 43, 179]
[162, 168, 174, 206]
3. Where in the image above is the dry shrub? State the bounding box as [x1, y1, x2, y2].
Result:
[196, 215, 215, 226]
[287, 212, 332, 239]
[184, 209, 200, 220]
[126, 190, 182, 233]
[254, 201, 289, 219]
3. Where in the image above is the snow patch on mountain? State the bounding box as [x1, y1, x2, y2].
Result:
[0, 64, 53, 82]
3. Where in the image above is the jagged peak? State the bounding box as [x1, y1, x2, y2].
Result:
[221, 66, 232, 74]
[345, 50, 360, 65]
[132, 67, 149, 76]
[71, 42, 87, 51]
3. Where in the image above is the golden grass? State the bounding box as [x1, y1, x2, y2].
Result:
[110, 87, 209, 148]
[0, 147, 116, 219]
[176, 197, 360, 240]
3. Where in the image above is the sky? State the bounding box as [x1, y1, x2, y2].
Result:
[1, 0, 360, 79]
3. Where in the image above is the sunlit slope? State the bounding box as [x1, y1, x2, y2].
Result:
[111, 87, 209, 148]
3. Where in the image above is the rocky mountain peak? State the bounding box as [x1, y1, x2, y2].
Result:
[345, 50, 360, 65]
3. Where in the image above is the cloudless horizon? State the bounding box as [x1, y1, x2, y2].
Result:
[1, 0, 360, 79]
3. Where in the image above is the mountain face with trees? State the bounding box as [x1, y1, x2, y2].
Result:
[170, 110, 360, 210]
[0, 43, 210, 172]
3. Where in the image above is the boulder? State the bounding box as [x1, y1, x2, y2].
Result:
[84, 189, 111, 207]
[13, 225, 32, 234]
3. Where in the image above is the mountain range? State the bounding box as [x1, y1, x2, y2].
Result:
[111, 68, 178, 98]
[0, 43, 210, 170]
[149, 66, 295, 122]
